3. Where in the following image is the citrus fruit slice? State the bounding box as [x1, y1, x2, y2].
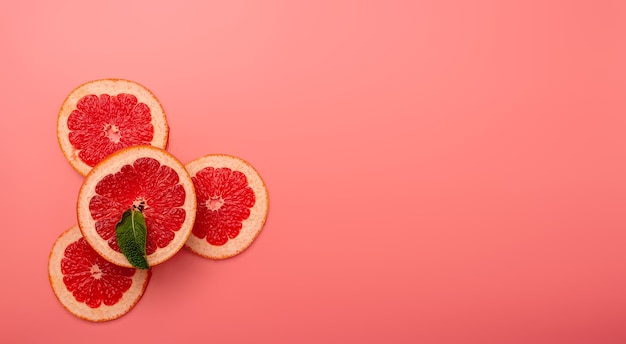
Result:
[57, 79, 169, 176]
[77, 146, 196, 268]
[48, 225, 151, 322]
[184, 154, 269, 259]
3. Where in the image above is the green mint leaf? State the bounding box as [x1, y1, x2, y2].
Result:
[115, 209, 149, 269]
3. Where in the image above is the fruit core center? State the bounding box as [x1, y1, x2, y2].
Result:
[207, 196, 224, 211]
[104, 124, 121, 143]
[133, 198, 147, 212]
[90, 264, 103, 279]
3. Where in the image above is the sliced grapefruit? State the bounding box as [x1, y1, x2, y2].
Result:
[57, 79, 169, 176]
[185, 154, 269, 259]
[77, 146, 196, 268]
[48, 225, 151, 322]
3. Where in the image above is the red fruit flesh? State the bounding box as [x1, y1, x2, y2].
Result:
[88, 157, 186, 255]
[191, 167, 255, 246]
[61, 237, 135, 308]
[67, 93, 154, 167]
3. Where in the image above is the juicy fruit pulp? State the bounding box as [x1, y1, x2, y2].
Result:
[89, 157, 186, 255]
[63, 237, 135, 308]
[192, 167, 255, 245]
[68, 93, 154, 167]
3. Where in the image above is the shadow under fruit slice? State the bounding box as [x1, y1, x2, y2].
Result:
[48, 225, 151, 322]
[184, 154, 269, 259]
[57, 79, 169, 176]
[77, 146, 197, 268]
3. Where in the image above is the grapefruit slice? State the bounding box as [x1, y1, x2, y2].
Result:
[185, 154, 269, 259]
[48, 225, 151, 322]
[57, 79, 169, 176]
[77, 146, 196, 268]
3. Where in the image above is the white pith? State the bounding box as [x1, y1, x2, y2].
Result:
[90, 265, 103, 279]
[207, 196, 224, 211]
[57, 79, 169, 176]
[77, 146, 197, 268]
[184, 154, 269, 260]
[105, 124, 121, 144]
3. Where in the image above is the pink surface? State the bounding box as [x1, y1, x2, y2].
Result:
[1, 1, 626, 343]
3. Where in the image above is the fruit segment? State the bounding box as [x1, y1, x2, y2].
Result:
[48, 226, 151, 322]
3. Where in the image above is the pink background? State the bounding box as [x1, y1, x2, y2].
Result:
[1, 1, 626, 343]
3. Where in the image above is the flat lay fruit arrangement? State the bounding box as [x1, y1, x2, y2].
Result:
[49, 79, 269, 322]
